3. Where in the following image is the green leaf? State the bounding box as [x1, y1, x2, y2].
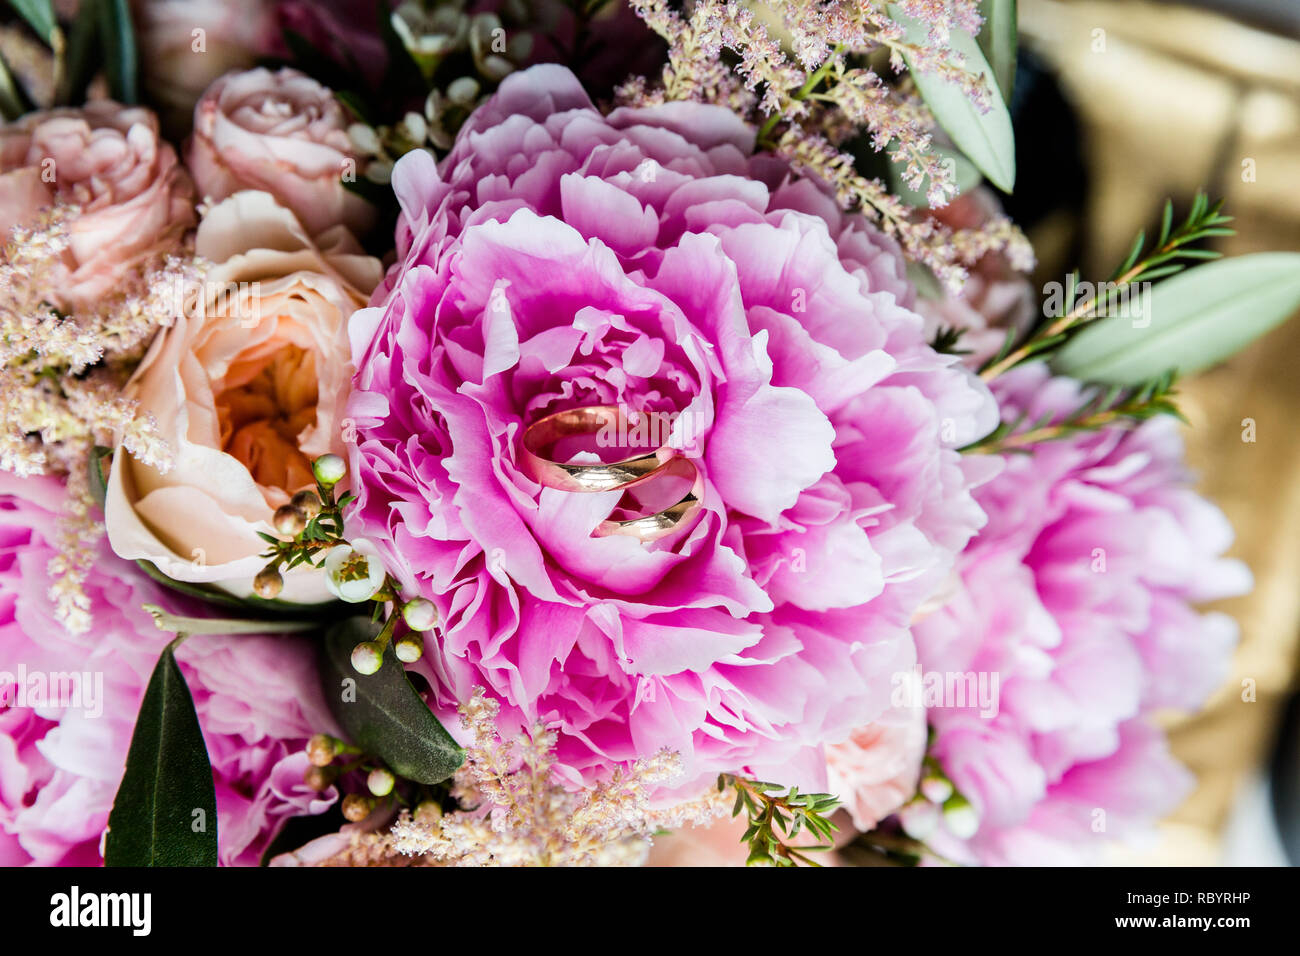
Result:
[322, 617, 465, 784]
[105, 640, 218, 866]
[0, 49, 33, 120]
[279, 27, 351, 92]
[141, 604, 320, 636]
[87, 445, 112, 509]
[56, 0, 100, 106]
[976, 0, 1017, 103]
[907, 261, 946, 301]
[98, 0, 137, 104]
[1052, 253, 1300, 385]
[888, 4, 1017, 193]
[7, 0, 57, 45]
[133, 557, 339, 617]
[381, 5, 429, 80]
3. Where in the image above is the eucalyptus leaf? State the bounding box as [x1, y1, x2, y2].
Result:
[1052, 253, 1300, 385]
[105, 640, 218, 866]
[322, 617, 464, 784]
[7, 0, 57, 45]
[888, 4, 1016, 193]
[977, 0, 1017, 103]
[98, 0, 136, 104]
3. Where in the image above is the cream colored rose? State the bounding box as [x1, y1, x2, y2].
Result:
[104, 191, 383, 603]
[0, 100, 195, 312]
[187, 67, 373, 238]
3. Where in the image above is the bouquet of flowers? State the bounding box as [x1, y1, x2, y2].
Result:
[1, 0, 1295, 868]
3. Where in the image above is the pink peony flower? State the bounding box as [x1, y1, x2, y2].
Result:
[345, 65, 998, 792]
[909, 364, 1249, 865]
[0, 472, 338, 866]
[0, 100, 195, 312]
[187, 67, 375, 239]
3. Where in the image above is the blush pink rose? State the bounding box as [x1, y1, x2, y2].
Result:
[104, 191, 382, 603]
[0, 100, 195, 312]
[187, 67, 374, 238]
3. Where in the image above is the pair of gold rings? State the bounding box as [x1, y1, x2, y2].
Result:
[520, 405, 703, 542]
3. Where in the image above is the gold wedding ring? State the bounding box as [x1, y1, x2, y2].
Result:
[594, 456, 704, 542]
[520, 405, 674, 493]
[520, 404, 703, 542]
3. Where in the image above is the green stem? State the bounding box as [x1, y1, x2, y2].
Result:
[373, 611, 399, 650]
[756, 46, 844, 146]
[144, 605, 319, 636]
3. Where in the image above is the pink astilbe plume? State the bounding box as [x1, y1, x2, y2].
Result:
[621, 0, 1029, 287]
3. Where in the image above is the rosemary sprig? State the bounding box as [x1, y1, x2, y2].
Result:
[720, 775, 841, 866]
[962, 370, 1184, 454]
[979, 194, 1234, 381]
[257, 484, 356, 573]
[930, 324, 972, 356]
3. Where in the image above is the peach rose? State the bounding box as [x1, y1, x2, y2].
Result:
[104, 191, 383, 603]
[187, 67, 374, 238]
[0, 100, 195, 312]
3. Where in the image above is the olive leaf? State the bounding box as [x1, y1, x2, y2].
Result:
[98, 0, 136, 104]
[1052, 252, 1300, 385]
[888, 4, 1016, 193]
[977, 0, 1018, 103]
[322, 617, 465, 784]
[7, 0, 57, 46]
[0, 49, 33, 120]
[105, 638, 218, 866]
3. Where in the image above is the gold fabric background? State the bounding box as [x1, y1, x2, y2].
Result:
[1022, 0, 1300, 864]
